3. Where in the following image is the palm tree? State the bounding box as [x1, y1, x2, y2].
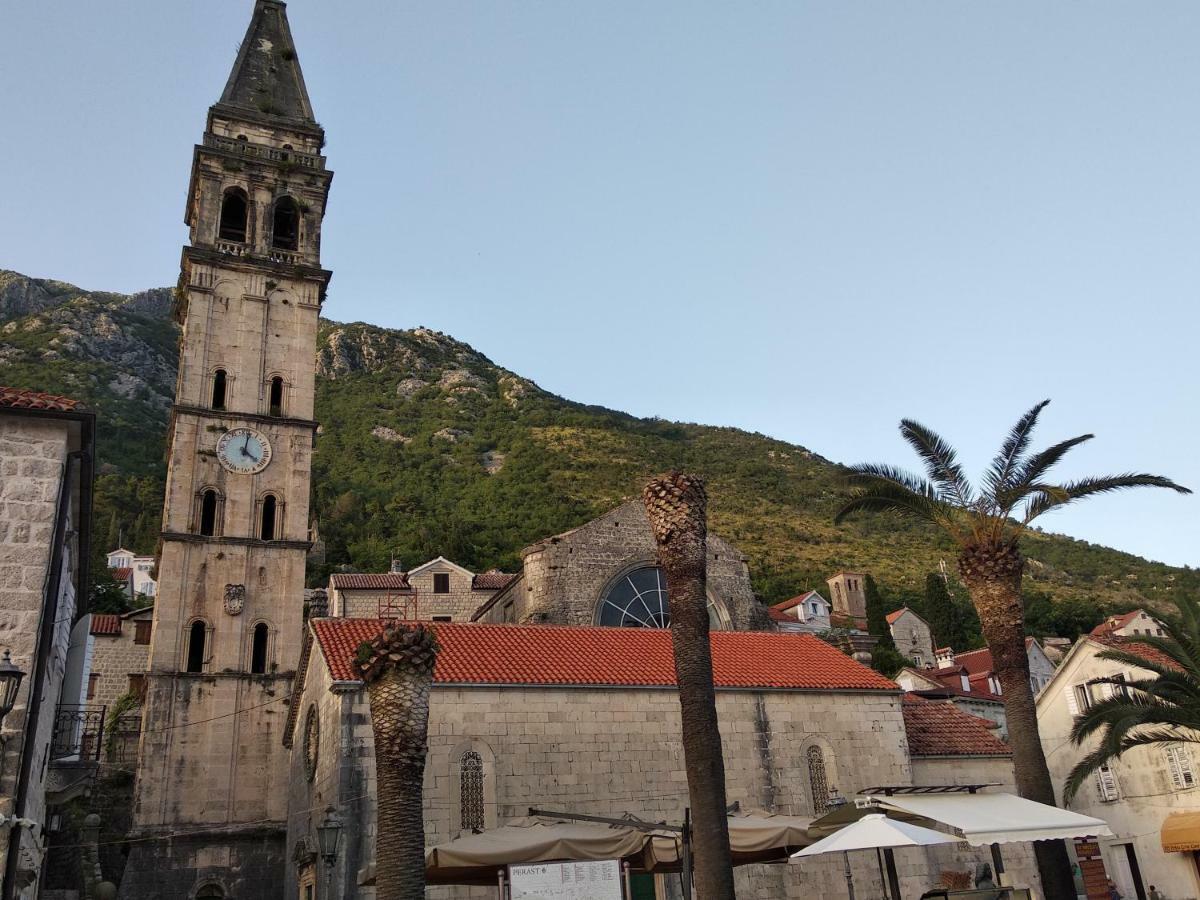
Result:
[834, 400, 1190, 898]
[643, 472, 736, 900]
[1064, 594, 1200, 802]
[356, 623, 440, 900]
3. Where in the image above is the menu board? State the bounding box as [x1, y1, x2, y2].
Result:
[509, 860, 623, 900]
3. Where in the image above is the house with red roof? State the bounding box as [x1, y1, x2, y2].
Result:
[106, 546, 158, 600]
[327, 557, 516, 620]
[886, 606, 935, 667]
[283, 619, 1040, 899]
[1037, 632, 1197, 899]
[1090, 609, 1167, 641]
[768, 590, 831, 633]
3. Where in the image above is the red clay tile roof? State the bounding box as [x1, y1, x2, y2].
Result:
[1091, 610, 1142, 638]
[311, 621, 899, 691]
[767, 607, 796, 623]
[0, 386, 81, 412]
[111, 567, 133, 581]
[908, 665, 1002, 702]
[329, 573, 411, 591]
[89, 614, 122, 636]
[1093, 635, 1180, 671]
[953, 646, 995, 676]
[772, 591, 817, 613]
[472, 570, 516, 591]
[902, 695, 1011, 757]
[885, 607, 914, 625]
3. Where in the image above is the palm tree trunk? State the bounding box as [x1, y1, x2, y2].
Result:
[360, 625, 439, 900]
[644, 472, 736, 900]
[959, 544, 1075, 900]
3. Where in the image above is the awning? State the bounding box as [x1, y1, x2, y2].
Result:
[1161, 811, 1200, 853]
[871, 793, 1112, 846]
[647, 812, 815, 868]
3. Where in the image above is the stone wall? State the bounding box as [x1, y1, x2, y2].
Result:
[88, 616, 151, 710]
[890, 609, 935, 667]
[477, 500, 769, 631]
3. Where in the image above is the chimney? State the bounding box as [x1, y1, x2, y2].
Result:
[936, 647, 956, 669]
[390, 557, 404, 574]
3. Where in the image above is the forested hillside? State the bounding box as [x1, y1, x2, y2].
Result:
[2, 269, 1195, 624]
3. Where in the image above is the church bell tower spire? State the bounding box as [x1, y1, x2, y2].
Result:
[120, 2, 332, 895]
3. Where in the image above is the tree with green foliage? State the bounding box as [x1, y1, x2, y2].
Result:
[862, 575, 909, 676]
[923, 572, 973, 652]
[90, 570, 131, 615]
[834, 399, 1191, 898]
[1024, 588, 1104, 642]
[1064, 594, 1200, 801]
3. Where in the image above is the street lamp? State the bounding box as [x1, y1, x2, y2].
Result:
[0, 650, 25, 729]
[317, 807, 343, 898]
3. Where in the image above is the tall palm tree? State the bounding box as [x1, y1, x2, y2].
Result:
[643, 472, 736, 900]
[834, 400, 1190, 898]
[1064, 594, 1200, 802]
[356, 623, 440, 900]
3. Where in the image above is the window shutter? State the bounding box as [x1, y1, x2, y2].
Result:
[1065, 686, 1080, 717]
[1096, 765, 1119, 801]
[1167, 746, 1195, 790]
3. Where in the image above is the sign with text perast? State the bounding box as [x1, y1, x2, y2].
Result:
[509, 860, 623, 900]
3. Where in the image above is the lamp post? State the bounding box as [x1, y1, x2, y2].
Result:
[317, 807, 343, 899]
[0, 650, 26, 782]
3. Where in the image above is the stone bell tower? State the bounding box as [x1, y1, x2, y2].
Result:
[121, 2, 332, 895]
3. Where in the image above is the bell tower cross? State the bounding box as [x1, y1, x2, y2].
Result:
[122, 2, 331, 894]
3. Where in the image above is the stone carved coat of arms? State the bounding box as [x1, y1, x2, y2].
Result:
[224, 583, 247, 616]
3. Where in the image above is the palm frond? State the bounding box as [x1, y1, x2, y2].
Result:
[1023, 473, 1192, 524]
[984, 400, 1050, 499]
[1011, 434, 1094, 489]
[843, 463, 939, 497]
[898, 419, 974, 507]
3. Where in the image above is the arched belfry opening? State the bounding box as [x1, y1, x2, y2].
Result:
[211, 369, 227, 410]
[260, 495, 278, 541]
[268, 376, 284, 416]
[250, 623, 269, 674]
[199, 490, 220, 537]
[271, 197, 299, 251]
[186, 621, 207, 673]
[218, 188, 248, 243]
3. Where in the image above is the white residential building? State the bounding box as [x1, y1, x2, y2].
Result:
[1037, 634, 1200, 899]
[768, 591, 832, 633]
[106, 547, 157, 600]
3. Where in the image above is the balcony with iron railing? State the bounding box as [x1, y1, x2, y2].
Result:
[50, 704, 142, 767]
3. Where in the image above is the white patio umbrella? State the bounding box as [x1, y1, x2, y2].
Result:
[791, 813, 963, 900]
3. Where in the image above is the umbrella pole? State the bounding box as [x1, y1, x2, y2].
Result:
[883, 847, 901, 900]
[843, 850, 856, 900]
[990, 843, 1007, 886]
[681, 808, 693, 899]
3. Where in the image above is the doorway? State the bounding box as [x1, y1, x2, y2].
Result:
[1109, 843, 1147, 900]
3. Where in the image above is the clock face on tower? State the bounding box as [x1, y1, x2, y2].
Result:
[215, 427, 272, 475]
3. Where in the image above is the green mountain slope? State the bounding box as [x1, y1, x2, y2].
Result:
[2, 269, 1195, 619]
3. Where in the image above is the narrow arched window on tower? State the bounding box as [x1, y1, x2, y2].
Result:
[268, 376, 284, 417]
[250, 623, 269, 674]
[199, 490, 219, 537]
[272, 197, 299, 251]
[218, 188, 248, 243]
[807, 745, 830, 815]
[460, 751, 485, 831]
[211, 369, 227, 410]
[260, 495, 278, 541]
[186, 621, 207, 673]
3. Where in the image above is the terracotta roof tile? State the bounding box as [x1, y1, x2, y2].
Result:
[1093, 635, 1180, 671]
[311, 621, 899, 691]
[772, 591, 816, 613]
[111, 567, 133, 581]
[0, 386, 81, 412]
[329, 573, 411, 591]
[767, 607, 795, 623]
[908, 665, 1002, 702]
[1090, 610, 1142, 638]
[472, 570, 516, 591]
[885, 608, 912, 625]
[902, 695, 1011, 757]
[89, 614, 122, 636]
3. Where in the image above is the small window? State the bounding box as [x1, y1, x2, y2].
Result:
[128, 674, 146, 702]
[1167, 746, 1196, 790]
[250, 623, 269, 674]
[1073, 683, 1095, 714]
[211, 369, 227, 410]
[807, 745, 830, 815]
[502, 601, 515, 623]
[433, 573, 450, 594]
[460, 751, 485, 831]
[1110, 673, 1129, 700]
[432, 615, 452, 623]
[271, 197, 299, 251]
[134, 620, 152, 645]
[186, 621, 207, 673]
[218, 188, 248, 243]
[87, 672, 100, 700]
[1095, 765, 1120, 801]
[268, 376, 284, 417]
[260, 495, 278, 541]
[196, 886, 225, 900]
[199, 490, 219, 537]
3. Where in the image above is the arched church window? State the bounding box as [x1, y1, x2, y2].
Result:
[268, 376, 284, 416]
[195, 884, 224, 900]
[250, 622, 269, 674]
[199, 489, 220, 537]
[807, 745, 830, 815]
[460, 751, 485, 831]
[260, 494, 279, 541]
[595, 566, 726, 629]
[271, 197, 299, 251]
[186, 621, 208, 673]
[218, 188, 248, 243]
[211, 369, 227, 410]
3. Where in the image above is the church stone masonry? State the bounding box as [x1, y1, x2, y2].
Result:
[121, 2, 331, 896]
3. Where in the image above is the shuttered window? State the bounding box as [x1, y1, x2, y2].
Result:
[1166, 746, 1196, 790]
[1095, 765, 1120, 802]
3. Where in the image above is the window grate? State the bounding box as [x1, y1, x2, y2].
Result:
[460, 751, 485, 831]
[807, 745, 830, 815]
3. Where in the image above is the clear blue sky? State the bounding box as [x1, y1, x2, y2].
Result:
[3, 1, 1196, 566]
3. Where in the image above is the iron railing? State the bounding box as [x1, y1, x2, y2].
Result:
[51, 704, 105, 761]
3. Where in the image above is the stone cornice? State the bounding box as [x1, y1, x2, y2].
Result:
[161, 531, 312, 552]
[172, 404, 318, 431]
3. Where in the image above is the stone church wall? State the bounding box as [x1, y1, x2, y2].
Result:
[478, 501, 769, 631]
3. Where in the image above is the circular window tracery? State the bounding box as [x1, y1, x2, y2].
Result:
[303, 705, 319, 782]
[595, 566, 727, 629]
